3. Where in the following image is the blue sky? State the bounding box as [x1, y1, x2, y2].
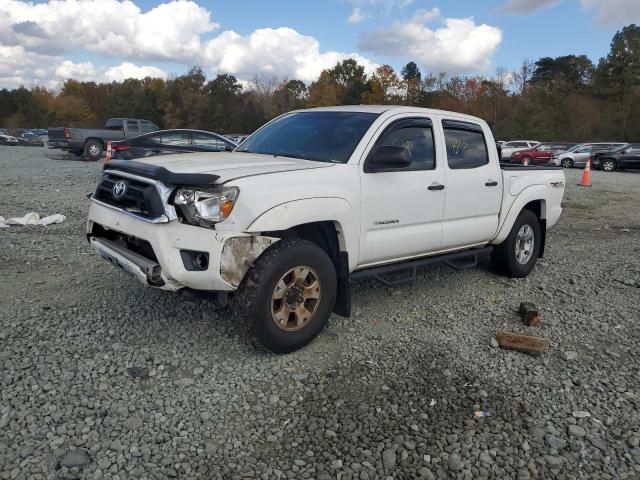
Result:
[0, 0, 636, 88]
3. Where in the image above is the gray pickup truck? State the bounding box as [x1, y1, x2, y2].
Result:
[48, 118, 159, 161]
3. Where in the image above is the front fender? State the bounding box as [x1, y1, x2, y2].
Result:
[491, 185, 549, 245]
[247, 197, 359, 271]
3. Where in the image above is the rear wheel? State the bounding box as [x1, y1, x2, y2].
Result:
[492, 209, 541, 278]
[601, 158, 617, 172]
[231, 239, 337, 353]
[84, 140, 103, 161]
[561, 158, 573, 168]
[522, 156, 533, 165]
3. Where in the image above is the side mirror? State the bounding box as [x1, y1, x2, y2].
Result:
[367, 145, 412, 172]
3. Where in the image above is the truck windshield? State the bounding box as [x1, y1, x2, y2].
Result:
[236, 111, 379, 163]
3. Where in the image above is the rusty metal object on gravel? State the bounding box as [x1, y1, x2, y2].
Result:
[519, 301, 542, 326]
[496, 331, 546, 354]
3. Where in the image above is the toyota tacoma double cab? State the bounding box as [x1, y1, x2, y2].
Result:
[86, 106, 566, 353]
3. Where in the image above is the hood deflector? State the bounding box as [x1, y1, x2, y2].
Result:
[104, 160, 220, 186]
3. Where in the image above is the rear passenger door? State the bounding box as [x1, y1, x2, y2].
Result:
[440, 119, 501, 249]
[359, 116, 446, 266]
[621, 144, 640, 168]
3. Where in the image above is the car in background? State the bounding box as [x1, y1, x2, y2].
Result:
[592, 144, 640, 171]
[510, 143, 575, 165]
[224, 133, 249, 144]
[500, 140, 540, 160]
[0, 133, 19, 145]
[551, 142, 627, 168]
[48, 118, 158, 161]
[29, 128, 48, 136]
[19, 132, 46, 146]
[111, 129, 237, 160]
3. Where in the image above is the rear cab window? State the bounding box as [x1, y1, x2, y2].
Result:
[126, 120, 140, 134]
[442, 120, 489, 169]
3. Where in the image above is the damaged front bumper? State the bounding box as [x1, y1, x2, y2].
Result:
[87, 200, 277, 292]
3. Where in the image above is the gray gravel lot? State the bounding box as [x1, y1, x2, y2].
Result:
[1, 145, 640, 480]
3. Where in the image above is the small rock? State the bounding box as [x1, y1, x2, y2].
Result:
[193, 367, 205, 376]
[448, 453, 463, 471]
[490, 337, 499, 348]
[568, 425, 586, 438]
[562, 351, 578, 361]
[123, 415, 143, 430]
[545, 455, 564, 469]
[544, 434, 567, 450]
[382, 449, 396, 470]
[175, 377, 194, 387]
[60, 449, 91, 468]
[292, 373, 308, 381]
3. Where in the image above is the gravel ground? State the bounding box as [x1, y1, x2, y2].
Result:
[1, 145, 640, 480]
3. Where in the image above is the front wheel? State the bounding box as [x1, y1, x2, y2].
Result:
[231, 239, 337, 353]
[601, 158, 617, 172]
[561, 158, 573, 168]
[492, 209, 541, 278]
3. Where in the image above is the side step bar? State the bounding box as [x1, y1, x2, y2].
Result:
[350, 246, 493, 287]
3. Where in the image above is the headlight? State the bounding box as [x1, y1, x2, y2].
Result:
[173, 186, 239, 227]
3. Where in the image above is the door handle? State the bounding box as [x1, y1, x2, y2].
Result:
[485, 180, 498, 187]
[428, 183, 445, 191]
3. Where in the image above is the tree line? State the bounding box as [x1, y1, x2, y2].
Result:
[1, 24, 639, 142]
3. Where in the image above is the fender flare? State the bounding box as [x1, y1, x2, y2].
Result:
[492, 185, 548, 245]
[246, 197, 359, 270]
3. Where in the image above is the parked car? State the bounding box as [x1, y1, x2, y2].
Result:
[87, 105, 565, 353]
[0, 133, 19, 145]
[500, 140, 540, 160]
[19, 132, 46, 146]
[510, 143, 575, 165]
[551, 142, 627, 168]
[111, 129, 237, 160]
[592, 144, 640, 171]
[48, 118, 159, 161]
[224, 134, 249, 144]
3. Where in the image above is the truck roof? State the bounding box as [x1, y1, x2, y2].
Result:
[301, 105, 489, 123]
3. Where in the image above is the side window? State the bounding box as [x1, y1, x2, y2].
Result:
[191, 133, 227, 151]
[160, 132, 190, 146]
[443, 121, 489, 170]
[127, 120, 140, 133]
[140, 121, 156, 133]
[370, 118, 435, 171]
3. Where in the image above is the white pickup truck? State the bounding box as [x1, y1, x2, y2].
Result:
[87, 106, 565, 353]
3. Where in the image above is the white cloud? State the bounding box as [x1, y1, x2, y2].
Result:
[0, 0, 217, 61]
[499, 0, 561, 14]
[348, 7, 365, 23]
[103, 62, 168, 82]
[201, 27, 378, 83]
[359, 9, 502, 74]
[54, 61, 97, 81]
[580, 0, 640, 25]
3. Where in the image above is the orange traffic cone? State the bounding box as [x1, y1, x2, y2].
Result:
[104, 141, 112, 163]
[578, 157, 592, 187]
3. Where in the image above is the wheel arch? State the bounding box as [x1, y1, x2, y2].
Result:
[492, 187, 548, 247]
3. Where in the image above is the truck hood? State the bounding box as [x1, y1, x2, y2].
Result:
[136, 151, 333, 183]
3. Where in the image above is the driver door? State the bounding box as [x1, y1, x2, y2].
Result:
[359, 116, 446, 267]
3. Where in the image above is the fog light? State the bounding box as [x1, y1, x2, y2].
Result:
[180, 250, 209, 271]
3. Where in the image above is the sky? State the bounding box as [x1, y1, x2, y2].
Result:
[0, 0, 638, 89]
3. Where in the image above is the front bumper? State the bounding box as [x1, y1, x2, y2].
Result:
[87, 200, 275, 292]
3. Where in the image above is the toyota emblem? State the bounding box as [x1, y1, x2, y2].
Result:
[112, 180, 127, 198]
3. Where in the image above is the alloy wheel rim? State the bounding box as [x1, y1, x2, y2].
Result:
[515, 224, 535, 265]
[603, 160, 614, 171]
[89, 144, 100, 155]
[271, 266, 321, 332]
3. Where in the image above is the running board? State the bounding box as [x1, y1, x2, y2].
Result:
[350, 247, 493, 287]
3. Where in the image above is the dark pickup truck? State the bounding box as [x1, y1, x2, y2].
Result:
[48, 118, 159, 160]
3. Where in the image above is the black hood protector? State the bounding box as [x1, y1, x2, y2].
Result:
[104, 160, 220, 186]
